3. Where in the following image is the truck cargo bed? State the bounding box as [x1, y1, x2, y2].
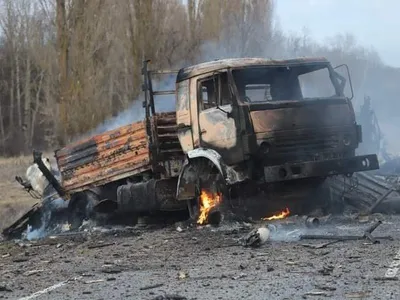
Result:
[55, 112, 183, 194]
[55, 120, 151, 193]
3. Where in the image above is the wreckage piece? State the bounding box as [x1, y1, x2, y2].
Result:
[300, 235, 393, 241]
[300, 221, 392, 243]
[1, 203, 42, 239]
[242, 226, 270, 248]
[327, 171, 400, 213]
[367, 189, 395, 214]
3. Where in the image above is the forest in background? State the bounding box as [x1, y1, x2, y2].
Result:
[0, 0, 399, 156]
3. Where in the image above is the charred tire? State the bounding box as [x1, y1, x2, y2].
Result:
[68, 190, 100, 230]
[186, 160, 228, 224]
[312, 179, 344, 215]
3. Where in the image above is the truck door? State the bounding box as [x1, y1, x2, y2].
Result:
[197, 72, 244, 164]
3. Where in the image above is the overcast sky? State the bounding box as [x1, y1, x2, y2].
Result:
[275, 0, 400, 67]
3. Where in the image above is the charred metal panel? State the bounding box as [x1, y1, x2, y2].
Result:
[152, 112, 185, 178]
[199, 105, 237, 149]
[176, 80, 193, 152]
[154, 112, 183, 159]
[327, 171, 400, 210]
[190, 77, 201, 148]
[254, 126, 356, 164]
[55, 121, 151, 193]
[198, 105, 244, 165]
[250, 103, 353, 134]
[263, 154, 379, 183]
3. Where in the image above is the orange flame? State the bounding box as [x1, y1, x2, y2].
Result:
[263, 207, 290, 221]
[197, 190, 222, 225]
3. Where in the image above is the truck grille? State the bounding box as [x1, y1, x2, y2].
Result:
[259, 127, 352, 164]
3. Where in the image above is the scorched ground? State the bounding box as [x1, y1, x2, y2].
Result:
[1, 213, 399, 300]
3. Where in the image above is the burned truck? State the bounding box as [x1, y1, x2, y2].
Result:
[7, 57, 380, 235]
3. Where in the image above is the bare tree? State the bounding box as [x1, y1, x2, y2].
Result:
[0, 0, 395, 156]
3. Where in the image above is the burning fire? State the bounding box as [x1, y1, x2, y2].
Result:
[197, 189, 222, 225]
[263, 207, 290, 221]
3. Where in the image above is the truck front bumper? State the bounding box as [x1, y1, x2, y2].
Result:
[264, 154, 379, 183]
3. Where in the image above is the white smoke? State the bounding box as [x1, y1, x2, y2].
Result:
[81, 74, 177, 138]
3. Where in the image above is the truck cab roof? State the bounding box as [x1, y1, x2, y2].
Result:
[176, 57, 330, 82]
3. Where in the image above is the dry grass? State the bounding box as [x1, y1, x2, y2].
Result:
[0, 155, 39, 231]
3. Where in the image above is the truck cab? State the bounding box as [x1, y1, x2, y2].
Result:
[175, 58, 379, 215]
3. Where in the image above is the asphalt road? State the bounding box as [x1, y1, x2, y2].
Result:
[1, 214, 400, 300]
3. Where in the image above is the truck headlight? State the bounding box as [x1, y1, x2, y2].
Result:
[260, 142, 270, 154]
[343, 135, 351, 146]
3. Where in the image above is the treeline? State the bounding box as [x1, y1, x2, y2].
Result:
[0, 0, 397, 156]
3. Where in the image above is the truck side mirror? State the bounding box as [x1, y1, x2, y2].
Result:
[333, 64, 354, 101]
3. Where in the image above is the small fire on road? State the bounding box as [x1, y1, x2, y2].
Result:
[197, 190, 222, 225]
[263, 207, 290, 221]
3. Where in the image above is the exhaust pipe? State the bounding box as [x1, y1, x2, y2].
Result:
[305, 217, 320, 228]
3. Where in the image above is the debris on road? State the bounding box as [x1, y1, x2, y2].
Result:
[304, 290, 332, 297]
[12, 257, 29, 263]
[83, 279, 106, 284]
[241, 226, 270, 248]
[299, 221, 393, 244]
[232, 273, 247, 280]
[87, 242, 116, 249]
[23, 269, 44, 276]
[100, 265, 124, 274]
[367, 189, 395, 214]
[305, 217, 320, 228]
[345, 291, 371, 298]
[177, 271, 188, 280]
[318, 265, 335, 276]
[139, 283, 164, 290]
[0, 283, 12, 292]
[314, 284, 336, 291]
[302, 240, 341, 249]
[373, 277, 399, 281]
[152, 294, 187, 300]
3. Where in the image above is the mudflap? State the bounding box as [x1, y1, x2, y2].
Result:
[1, 203, 42, 240]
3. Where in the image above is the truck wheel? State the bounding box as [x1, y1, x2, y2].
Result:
[186, 161, 228, 225]
[311, 179, 344, 215]
[68, 190, 99, 230]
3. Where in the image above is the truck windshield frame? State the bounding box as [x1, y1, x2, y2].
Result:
[231, 63, 344, 104]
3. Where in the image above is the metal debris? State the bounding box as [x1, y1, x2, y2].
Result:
[304, 291, 332, 297]
[152, 294, 187, 300]
[302, 240, 341, 249]
[23, 269, 44, 277]
[305, 217, 320, 228]
[241, 226, 270, 248]
[139, 283, 164, 290]
[373, 277, 399, 281]
[232, 273, 247, 280]
[87, 242, 116, 249]
[0, 283, 12, 292]
[101, 265, 124, 274]
[83, 279, 106, 284]
[299, 221, 393, 243]
[177, 271, 188, 280]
